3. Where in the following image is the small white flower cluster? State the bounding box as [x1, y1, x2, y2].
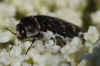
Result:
[0, 0, 100, 66]
[84, 26, 99, 44]
[0, 44, 28, 66]
[91, 11, 100, 24]
[0, 30, 13, 43]
[91, 11, 100, 32]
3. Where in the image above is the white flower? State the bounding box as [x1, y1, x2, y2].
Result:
[66, 0, 86, 10]
[42, 0, 67, 9]
[31, 53, 69, 66]
[6, 0, 36, 15]
[78, 60, 87, 66]
[9, 45, 28, 66]
[0, 30, 13, 43]
[9, 45, 22, 56]
[91, 11, 100, 24]
[0, 44, 29, 66]
[0, 3, 15, 18]
[61, 37, 84, 66]
[0, 3, 16, 28]
[84, 26, 99, 43]
[61, 37, 82, 54]
[56, 9, 82, 26]
[0, 49, 10, 65]
[21, 62, 31, 66]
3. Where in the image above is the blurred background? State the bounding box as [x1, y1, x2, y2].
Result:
[0, 0, 100, 31]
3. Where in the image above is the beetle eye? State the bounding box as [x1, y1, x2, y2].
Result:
[16, 23, 27, 40]
[21, 30, 25, 34]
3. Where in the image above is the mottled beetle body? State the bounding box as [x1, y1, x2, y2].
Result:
[16, 15, 84, 54]
[16, 15, 84, 40]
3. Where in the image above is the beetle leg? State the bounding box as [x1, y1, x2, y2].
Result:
[25, 39, 36, 55]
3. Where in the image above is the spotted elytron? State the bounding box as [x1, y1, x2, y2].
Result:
[16, 15, 84, 54]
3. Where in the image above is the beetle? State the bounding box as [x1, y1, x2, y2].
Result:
[16, 15, 84, 54]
